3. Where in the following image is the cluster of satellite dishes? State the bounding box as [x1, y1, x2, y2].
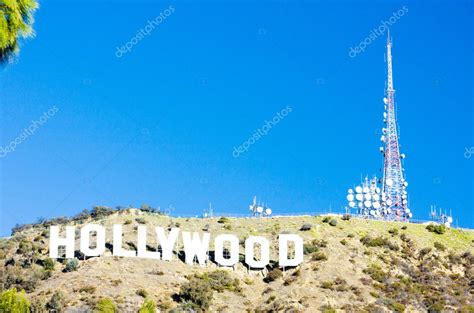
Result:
[346, 176, 412, 219]
[249, 196, 272, 217]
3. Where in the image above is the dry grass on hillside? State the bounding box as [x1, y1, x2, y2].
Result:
[1, 209, 473, 312]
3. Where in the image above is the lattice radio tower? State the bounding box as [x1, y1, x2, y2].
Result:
[380, 30, 410, 220]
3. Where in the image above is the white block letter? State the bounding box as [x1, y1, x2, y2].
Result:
[80, 224, 105, 257]
[214, 234, 239, 266]
[49, 226, 75, 258]
[156, 227, 180, 261]
[137, 226, 160, 259]
[279, 234, 303, 267]
[113, 224, 136, 257]
[245, 236, 269, 268]
[182, 231, 210, 266]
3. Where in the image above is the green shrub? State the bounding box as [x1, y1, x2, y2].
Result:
[321, 281, 334, 289]
[94, 298, 117, 312]
[388, 228, 399, 236]
[78, 285, 96, 294]
[138, 299, 156, 313]
[0, 288, 30, 312]
[322, 216, 331, 223]
[426, 224, 446, 234]
[178, 277, 213, 310]
[217, 217, 230, 224]
[46, 291, 66, 312]
[303, 243, 319, 255]
[300, 223, 312, 231]
[329, 219, 338, 227]
[311, 251, 328, 261]
[264, 268, 283, 283]
[340, 239, 347, 245]
[434, 241, 446, 251]
[401, 225, 407, 230]
[347, 233, 355, 238]
[363, 264, 388, 283]
[136, 289, 148, 298]
[63, 258, 79, 272]
[43, 257, 55, 271]
[341, 214, 351, 221]
[135, 218, 146, 224]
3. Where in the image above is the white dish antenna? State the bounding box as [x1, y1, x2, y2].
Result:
[349, 201, 356, 208]
[355, 194, 364, 201]
[355, 186, 363, 193]
[383, 97, 388, 104]
[373, 202, 381, 209]
[364, 200, 372, 208]
[364, 194, 372, 200]
[347, 194, 355, 201]
[363, 187, 370, 194]
[385, 178, 393, 187]
[265, 208, 272, 215]
[386, 199, 393, 206]
[256, 206, 263, 213]
[348, 188, 354, 194]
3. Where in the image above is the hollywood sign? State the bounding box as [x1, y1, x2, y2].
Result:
[49, 224, 304, 268]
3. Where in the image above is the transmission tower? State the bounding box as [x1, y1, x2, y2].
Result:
[380, 30, 410, 220]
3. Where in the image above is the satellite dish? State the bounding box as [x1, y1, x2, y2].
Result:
[373, 194, 380, 201]
[386, 199, 393, 206]
[402, 199, 407, 205]
[447, 216, 453, 223]
[403, 182, 408, 187]
[375, 187, 381, 194]
[355, 186, 363, 193]
[383, 97, 388, 104]
[348, 188, 354, 194]
[408, 213, 413, 218]
[349, 201, 356, 208]
[363, 187, 370, 194]
[265, 208, 272, 215]
[257, 206, 263, 213]
[373, 202, 381, 209]
[364, 194, 372, 200]
[355, 194, 364, 201]
[358, 202, 363, 209]
[380, 135, 386, 142]
[386, 178, 393, 187]
[369, 210, 376, 216]
[400, 154, 406, 159]
[379, 147, 384, 153]
[347, 194, 355, 201]
[364, 201, 372, 208]
[405, 208, 410, 213]
[383, 112, 387, 118]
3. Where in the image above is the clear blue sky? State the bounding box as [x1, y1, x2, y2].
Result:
[1, 0, 473, 236]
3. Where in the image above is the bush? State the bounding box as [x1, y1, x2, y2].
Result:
[0, 288, 30, 312]
[78, 285, 96, 294]
[43, 257, 55, 271]
[342, 214, 351, 221]
[363, 264, 388, 283]
[311, 251, 328, 261]
[63, 258, 79, 272]
[178, 277, 214, 310]
[300, 224, 312, 231]
[91, 206, 114, 219]
[388, 228, 399, 236]
[47, 291, 66, 312]
[401, 225, 407, 230]
[136, 289, 148, 298]
[136, 218, 146, 224]
[426, 224, 446, 235]
[329, 219, 338, 227]
[361, 235, 389, 248]
[139, 299, 156, 313]
[303, 243, 319, 255]
[94, 298, 117, 312]
[434, 241, 446, 251]
[217, 217, 230, 224]
[264, 268, 283, 283]
[322, 217, 331, 223]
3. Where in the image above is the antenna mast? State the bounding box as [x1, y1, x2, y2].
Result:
[381, 30, 410, 220]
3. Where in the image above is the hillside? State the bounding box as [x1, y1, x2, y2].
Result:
[1, 209, 473, 312]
